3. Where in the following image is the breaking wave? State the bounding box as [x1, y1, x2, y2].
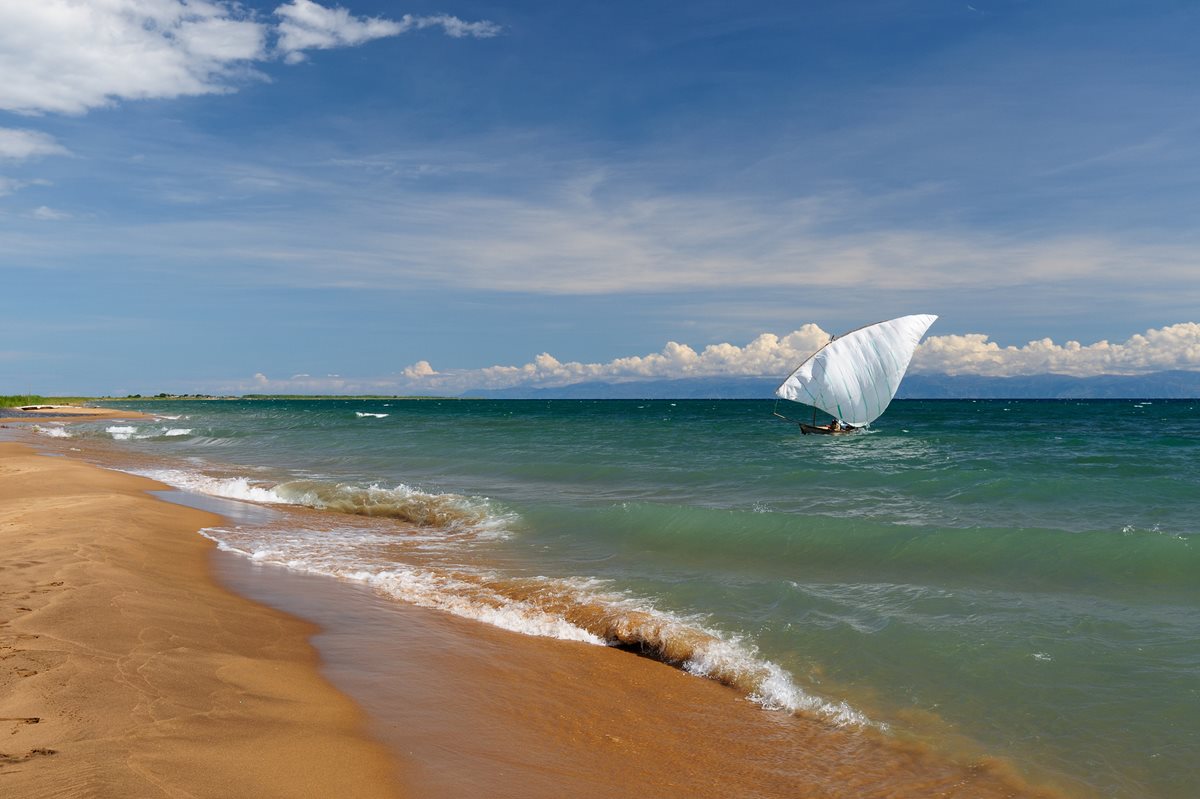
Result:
[106, 425, 193, 440]
[134, 468, 513, 537]
[135, 465, 873, 727]
[204, 522, 869, 726]
[33, 424, 72, 438]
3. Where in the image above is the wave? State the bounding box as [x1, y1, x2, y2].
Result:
[202, 523, 870, 727]
[33, 424, 72, 438]
[106, 425, 194, 440]
[134, 468, 512, 537]
[355, 412, 389, 418]
[136, 468, 286, 503]
[135, 463, 869, 726]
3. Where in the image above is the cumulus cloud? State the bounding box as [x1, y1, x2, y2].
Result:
[0, 1, 500, 114]
[227, 323, 1200, 396]
[0, 128, 70, 160]
[912, 323, 1200, 377]
[402, 360, 438, 378]
[455, 326, 835, 391]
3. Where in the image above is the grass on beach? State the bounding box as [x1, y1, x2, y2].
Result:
[0, 395, 92, 408]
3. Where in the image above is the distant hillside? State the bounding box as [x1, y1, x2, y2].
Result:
[462, 371, 1200, 399]
[899, 370, 1200, 399]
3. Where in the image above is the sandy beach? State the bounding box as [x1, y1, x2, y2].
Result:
[0, 442, 402, 797]
[0, 406, 155, 425]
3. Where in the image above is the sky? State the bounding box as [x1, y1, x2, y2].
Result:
[2, 0, 1199, 396]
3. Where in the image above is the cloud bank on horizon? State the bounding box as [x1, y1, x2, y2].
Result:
[238, 322, 1200, 396]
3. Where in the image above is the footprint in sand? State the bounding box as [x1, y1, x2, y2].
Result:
[1, 718, 39, 736]
[0, 748, 57, 764]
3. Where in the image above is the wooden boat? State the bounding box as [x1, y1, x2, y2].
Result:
[774, 314, 938, 434]
[798, 422, 858, 435]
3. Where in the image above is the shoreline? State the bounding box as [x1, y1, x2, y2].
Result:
[0, 430, 1079, 798]
[0, 442, 403, 797]
[0, 405, 155, 425]
[212, 534, 1074, 799]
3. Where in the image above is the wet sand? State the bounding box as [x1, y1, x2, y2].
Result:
[1, 433, 1078, 798]
[213, 532, 1074, 799]
[0, 443, 402, 797]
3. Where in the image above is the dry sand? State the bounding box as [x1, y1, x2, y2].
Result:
[0, 443, 402, 798]
[0, 406, 154, 425]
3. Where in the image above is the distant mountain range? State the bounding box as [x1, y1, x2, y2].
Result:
[462, 370, 1200, 399]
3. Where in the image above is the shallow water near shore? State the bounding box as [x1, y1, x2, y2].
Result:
[25, 397, 1200, 797]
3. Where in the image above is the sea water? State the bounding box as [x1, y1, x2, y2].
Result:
[56, 398, 1200, 797]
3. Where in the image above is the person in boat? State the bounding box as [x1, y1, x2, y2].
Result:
[829, 419, 842, 431]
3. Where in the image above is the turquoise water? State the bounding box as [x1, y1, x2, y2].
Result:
[70, 398, 1200, 797]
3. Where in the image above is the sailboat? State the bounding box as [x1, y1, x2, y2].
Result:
[774, 314, 937, 434]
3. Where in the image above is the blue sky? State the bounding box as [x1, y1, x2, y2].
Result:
[2, 1, 1199, 395]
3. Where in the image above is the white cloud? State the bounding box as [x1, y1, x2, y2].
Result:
[0, 177, 52, 198]
[191, 170, 1193, 295]
[0, 128, 70, 160]
[402, 360, 437, 378]
[226, 323, 1200, 396]
[29, 206, 72, 221]
[274, 0, 402, 63]
[274, 4, 500, 63]
[0, 1, 499, 114]
[912, 323, 1200, 377]
[0, 0, 267, 114]
[397, 13, 502, 39]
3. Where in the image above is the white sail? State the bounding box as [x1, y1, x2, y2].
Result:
[775, 314, 937, 427]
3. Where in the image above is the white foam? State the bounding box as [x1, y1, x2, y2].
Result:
[106, 425, 138, 440]
[162, 428, 193, 436]
[197, 519, 873, 728]
[365, 568, 605, 644]
[130, 468, 511, 543]
[355, 412, 389, 418]
[134, 468, 287, 503]
[33, 424, 72, 438]
[200, 526, 604, 644]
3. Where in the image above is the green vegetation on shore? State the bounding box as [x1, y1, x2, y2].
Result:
[4, 393, 460, 407]
[239, 394, 460, 400]
[1, 395, 92, 408]
[111, 394, 459, 401]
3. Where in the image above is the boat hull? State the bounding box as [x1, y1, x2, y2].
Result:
[799, 423, 857, 435]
